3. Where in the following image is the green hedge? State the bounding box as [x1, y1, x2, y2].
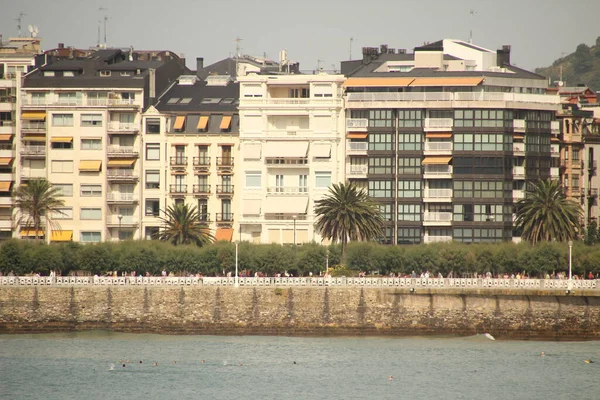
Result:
[0, 239, 597, 277]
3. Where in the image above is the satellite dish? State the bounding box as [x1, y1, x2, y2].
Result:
[31, 25, 39, 38]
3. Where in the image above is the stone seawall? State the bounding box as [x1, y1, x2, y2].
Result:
[1, 287, 599, 340]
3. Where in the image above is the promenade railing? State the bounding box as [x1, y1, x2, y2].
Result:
[0, 276, 597, 291]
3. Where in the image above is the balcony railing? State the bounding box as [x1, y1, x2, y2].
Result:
[169, 184, 187, 194]
[424, 235, 453, 243]
[424, 118, 453, 131]
[345, 92, 561, 105]
[513, 166, 525, 178]
[513, 189, 525, 200]
[347, 142, 368, 153]
[107, 146, 138, 156]
[215, 213, 234, 223]
[199, 213, 211, 223]
[424, 189, 452, 199]
[551, 120, 560, 134]
[108, 98, 138, 107]
[588, 188, 598, 198]
[216, 185, 234, 195]
[423, 212, 453, 223]
[170, 156, 188, 166]
[20, 168, 46, 178]
[216, 157, 234, 168]
[107, 122, 139, 132]
[513, 119, 526, 132]
[589, 160, 597, 171]
[107, 169, 137, 180]
[193, 157, 211, 167]
[346, 118, 368, 131]
[106, 193, 138, 202]
[346, 165, 368, 178]
[424, 142, 452, 152]
[513, 143, 526, 154]
[20, 146, 46, 156]
[423, 165, 452, 175]
[571, 160, 583, 169]
[21, 122, 45, 132]
[193, 185, 211, 195]
[267, 187, 309, 195]
[106, 215, 138, 226]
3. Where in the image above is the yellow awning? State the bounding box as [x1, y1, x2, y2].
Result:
[79, 160, 102, 171]
[0, 158, 13, 166]
[0, 134, 13, 141]
[409, 77, 484, 87]
[173, 116, 185, 130]
[21, 111, 46, 120]
[220, 116, 232, 130]
[343, 77, 414, 87]
[20, 229, 44, 237]
[0, 181, 12, 192]
[347, 133, 368, 139]
[22, 134, 46, 141]
[51, 230, 73, 242]
[215, 228, 233, 242]
[107, 159, 136, 168]
[425, 132, 453, 138]
[513, 134, 524, 140]
[50, 137, 73, 143]
[551, 137, 560, 142]
[422, 156, 452, 165]
[197, 116, 209, 130]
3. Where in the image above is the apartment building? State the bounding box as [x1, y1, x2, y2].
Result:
[19, 47, 187, 242]
[0, 37, 41, 240]
[143, 73, 239, 241]
[237, 72, 345, 244]
[341, 40, 561, 244]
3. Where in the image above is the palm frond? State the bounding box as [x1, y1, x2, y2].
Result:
[154, 203, 214, 246]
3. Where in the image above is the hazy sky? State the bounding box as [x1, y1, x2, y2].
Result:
[2, 0, 599, 73]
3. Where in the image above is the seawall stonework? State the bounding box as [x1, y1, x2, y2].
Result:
[1, 287, 599, 340]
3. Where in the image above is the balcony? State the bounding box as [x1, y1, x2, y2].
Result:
[423, 212, 453, 226]
[20, 168, 46, 179]
[193, 157, 211, 170]
[106, 215, 138, 227]
[267, 187, 309, 195]
[0, 215, 13, 230]
[170, 156, 188, 167]
[513, 166, 525, 179]
[241, 97, 341, 108]
[550, 167, 559, 177]
[423, 188, 452, 202]
[107, 169, 138, 181]
[193, 184, 211, 196]
[215, 213, 234, 224]
[424, 235, 453, 244]
[0, 145, 14, 158]
[424, 118, 453, 132]
[551, 144, 560, 157]
[20, 146, 46, 157]
[346, 118, 368, 132]
[346, 164, 368, 179]
[346, 91, 560, 105]
[21, 122, 46, 133]
[216, 185, 234, 197]
[347, 141, 368, 156]
[424, 141, 452, 155]
[0, 197, 12, 206]
[423, 165, 452, 179]
[199, 213, 211, 223]
[107, 98, 139, 108]
[169, 184, 187, 195]
[571, 160, 583, 169]
[216, 157, 234, 170]
[551, 121, 560, 134]
[513, 143, 526, 156]
[107, 122, 139, 133]
[265, 158, 309, 168]
[513, 189, 525, 200]
[106, 193, 138, 203]
[107, 145, 138, 157]
[588, 160, 597, 171]
[588, 188, 598, 198]
[513, 119, 526, 133]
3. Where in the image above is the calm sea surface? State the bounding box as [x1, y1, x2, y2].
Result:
[0, 332, 598, 400]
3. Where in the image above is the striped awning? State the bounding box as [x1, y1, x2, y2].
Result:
[343, 77, 414, 87]
[50, 137, 73, 143]
[0, 134, 13, 141]
[0, 181, 12, 192]
[347, 133, 368, 139]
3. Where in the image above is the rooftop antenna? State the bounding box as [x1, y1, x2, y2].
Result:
[235, 37, 243, 58]
[99, 7, 108, 46]
[349, 37, 355, 60]
[317, 59, 323, 71]
[469, 9, 477, 44]
[97, 20, 101, 46]
[16, 12, 27, 38]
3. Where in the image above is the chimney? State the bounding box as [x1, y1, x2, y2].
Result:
[58, 43, 65, 49]
[362, 47, 379, 64]
[496, 45, 511, 67]
[196, 57, 204, 72]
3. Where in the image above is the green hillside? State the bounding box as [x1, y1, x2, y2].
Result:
[535, 37, 600, 90]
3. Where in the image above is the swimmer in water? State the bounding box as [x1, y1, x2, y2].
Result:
[388, 376, 393, 381]
[122, 364, 126, 368]
[584, 359, 594, 364]
[201, 360, 205, 364]
[152, 362, 158, 367]
[541, 352, 545, 357]
[139, 360, 143, 364]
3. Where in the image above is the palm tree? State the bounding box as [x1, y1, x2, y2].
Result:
[154, 203, 214, 246]
[13, 178, 66, 241]
[514, 180, 583, 245]
[314, 182, 384, 262]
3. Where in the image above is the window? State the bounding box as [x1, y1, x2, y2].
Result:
[453, 227, 505, 243]
[398, 228, 421, 244]
[51, 161, 73, 173]
[454, 109, 509, 128]
[368, 180, 393, 198]
[43, 71, 55, 77]
[454, 204, 510, 222]
[58, 92, 79, 105]
[299, 175, 308, 192]
[80, 231, 101, 243]
[51, 140, 73, 150]
[52, 207, 73, 220]
[368, 110, 394, 128]
[369, 133, 393, 151]
[81, 184, 102, 197]
[369, 157, 394, 174]
[146, 144, 160, 160]
[145, 199, 160, 216]
[81, 139, 102, 150]
[80, 208, 102, 220]
[378, 203, 393, 222]
[572, 149, 580, 161]
[397, 158, 421, 174]
[572, 174, 580, 189]
[398, 133, 422, 151]
[145, 170, 160, 189]
[120, 71, 132, 77]
[245, 171, 262, 188]
[397, 180, 421, 198]
[145, 227, 159, 240]
[146, 118, 160, 134]
[53, 183, 73, 197]
[453, 157, 506, 175]
[100, 70, 111, 77]
[87, 92, 107, 106]
[315, 172, 331, 188]
[397, 109, 422, 128]
[398, 204, 422, 221]
[81, 114, 103, 127]
[453, 180, 510, 199]
[52, 113, 73, 127]
[63, 71, 75, 77]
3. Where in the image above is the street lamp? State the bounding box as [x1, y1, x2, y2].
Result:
[293, 215, 297, 246]
[568, 240, 573, 292]
[117, 214, 123, 241]
[234, 241, 239, 288]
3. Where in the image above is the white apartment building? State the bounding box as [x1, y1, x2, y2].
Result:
[237, 72, 346, 244]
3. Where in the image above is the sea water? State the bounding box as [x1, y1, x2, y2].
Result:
[0, 331, 598, 400]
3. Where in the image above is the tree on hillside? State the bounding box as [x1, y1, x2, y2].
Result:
[154, 203, 214, 246]
[314, 182, 383, 263]
[13, 178, 65, 241]
[514, 180, 582, 245]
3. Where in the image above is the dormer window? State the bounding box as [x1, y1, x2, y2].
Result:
[43, 71, 55, 77]
[120, 71, 132, 77]
[100, 70, 111, 77]
[63, 71, 75, 77]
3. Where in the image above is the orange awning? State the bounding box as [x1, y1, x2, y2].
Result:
[551, 137, 560, 142]
[343, 77, 414, 87]
[21, 111, 46, 120]
[0, 158, 13, 166]
[220, 116, 232, 130]
[425, 132, 452, 138]
[0, 181, 12, 192]
[107, 159, 136, 168]
[215, 228, 234, 242]
[0, 134, 13, 141]
[513, 134, 524, 140]
[173, 116, 185, 130]
[51, 230, 73, 242]
[79, 160, 102, 171]
[347, 133, 368, 139]
[409, 77, 484, 87]
[197, 116, 209, 130]
[422, 156, 452, 165]
[20, 229, 44, 237]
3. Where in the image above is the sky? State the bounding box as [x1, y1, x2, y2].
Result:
[1, 0, 599, 73]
